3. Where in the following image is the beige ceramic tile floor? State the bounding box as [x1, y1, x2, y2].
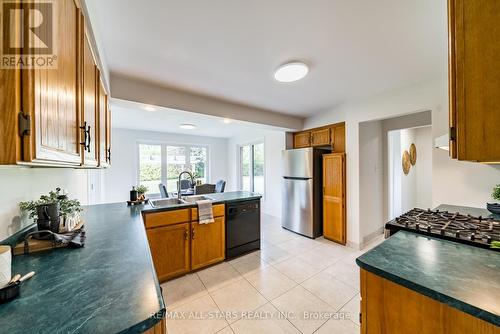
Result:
[161, 214, 384, 334]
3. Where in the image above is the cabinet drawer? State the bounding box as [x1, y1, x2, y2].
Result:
[191, 204, 225, 219]
[143, 209, 190, 229]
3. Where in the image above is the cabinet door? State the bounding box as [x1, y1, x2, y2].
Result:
[293, 131, 311, 148]
[0, 65, 21, 164]
[146, 223, 190, 282]
[449, 0, 500, 162]
[81, 25, 99, 166]
[331, 124, 346, 153]
[97, 77, 108, 167]
[311, 128, 330, 146]
[323, 153, 346, 244]
[191, 217, 225, 270]
[106, 104, 112, 165]
[21, 0, 81, 165]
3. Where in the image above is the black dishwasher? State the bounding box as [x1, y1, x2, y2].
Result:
[225, 200, 261, 259]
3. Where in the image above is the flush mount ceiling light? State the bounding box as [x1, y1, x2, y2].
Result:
[179, 123, 197, 130]
[144, 105, 156, 112]
[274, 62, 309, 83]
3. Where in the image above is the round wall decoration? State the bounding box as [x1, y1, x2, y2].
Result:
[409, 143, 417, 166]
[402, 150, 411, 175]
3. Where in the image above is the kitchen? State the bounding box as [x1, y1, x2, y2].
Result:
[0, 0, 499, 334]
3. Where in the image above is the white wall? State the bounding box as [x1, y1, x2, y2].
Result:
[390, 126, 432, 217]
[0, 167, 90, 241]
[226, 128, 285, 219]
[415, 126, 433, 209]
[358, 121, 384, 242]
[103, 128, 228, 203]
[305, 76, 500, 248]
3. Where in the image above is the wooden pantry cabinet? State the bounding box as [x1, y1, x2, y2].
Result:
[143, 204, 226, 282]
[0, 0, 111, 168]
[323, 153, 346, 245]
[448, 0, 500, 162]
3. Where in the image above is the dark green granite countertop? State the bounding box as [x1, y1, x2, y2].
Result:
[435, 204, 500, 220]
[0, 191, 261, 334]
[141, 191, 262, 213]
[356, 231, 500, 326]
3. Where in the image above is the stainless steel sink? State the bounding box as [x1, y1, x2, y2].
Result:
[149, 198, 185, 208]
[181, 195, 209, 203]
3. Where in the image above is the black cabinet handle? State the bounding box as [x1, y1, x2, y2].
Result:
[87, 125, 91, 153]
[80, 121, 90, 152]
[107, 148, 111, 163]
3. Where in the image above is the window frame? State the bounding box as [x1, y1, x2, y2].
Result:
[238, 140, 265, 197]
[137, 140, 210, 196]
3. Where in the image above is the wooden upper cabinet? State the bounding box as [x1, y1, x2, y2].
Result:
[311, 128, 330, 146]
[331, 124, 346, 153]
[448, 0, 500, 162]
[81, 24, 99, 166]
[106, 103, 112, 165]
[293, 131, 311, 148]
[190, 217, 225, 270]
[323, 153, 346, 245]
[20, 0, 81, 165]
[0, 61, 21, 165]
[97, 77, 109, 167]
[146, 223, 191, 282]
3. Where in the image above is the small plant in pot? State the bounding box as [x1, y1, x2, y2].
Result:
[487, 184, 500, 214]
[136, 185, 149, 200]
[19, 188, 82, 233]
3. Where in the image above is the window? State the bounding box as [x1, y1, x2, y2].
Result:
[138, 143, 209, 195]
[239, 142, 264, 195]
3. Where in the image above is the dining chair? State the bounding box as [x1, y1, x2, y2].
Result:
[194, 184, 216, 195]
[158, 184, 169, 198]
[215, 180, 226, 193]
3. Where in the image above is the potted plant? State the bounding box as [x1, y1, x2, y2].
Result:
[136, 185, 149, 200]
[487, 184, 500, 214]
[20, 188, 82, 233]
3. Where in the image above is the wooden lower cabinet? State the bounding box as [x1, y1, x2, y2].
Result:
[323, 153, 346, 244]
[360, 269, 499, 334]
[145, 205, 226, 282]
[191, 217, 225, 270]
[143, 318, 166, 334]
[146, 223, 190, 282]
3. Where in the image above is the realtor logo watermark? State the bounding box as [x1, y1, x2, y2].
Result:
[1, 0, 57, 69]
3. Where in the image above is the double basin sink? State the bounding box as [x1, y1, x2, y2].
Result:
[149, 195, 209, 208]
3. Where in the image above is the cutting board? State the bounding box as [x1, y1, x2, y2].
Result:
[13, 220, 85, 255]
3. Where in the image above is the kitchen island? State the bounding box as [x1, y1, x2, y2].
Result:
[0, 191, 261, 334]
[356, 230, 500, 333]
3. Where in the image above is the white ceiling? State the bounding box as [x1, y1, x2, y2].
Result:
[88, 0, 447, 117]
[111, 99, 287, 137]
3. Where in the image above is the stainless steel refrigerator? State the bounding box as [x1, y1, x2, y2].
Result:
[281, 148, 326, 238]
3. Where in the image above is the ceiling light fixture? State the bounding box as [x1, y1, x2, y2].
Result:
[179, 123, 197, 130]
[274, 62, 309, 83]
[223, 118, 232, 124]
[144, 105, 156, 112]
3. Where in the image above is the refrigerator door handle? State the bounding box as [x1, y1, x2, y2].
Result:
[283, 176, 311, 181]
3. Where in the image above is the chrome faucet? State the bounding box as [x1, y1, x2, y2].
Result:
[178, 171, 194, 199]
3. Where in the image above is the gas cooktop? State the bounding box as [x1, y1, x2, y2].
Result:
[385, 208, 500, 250]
